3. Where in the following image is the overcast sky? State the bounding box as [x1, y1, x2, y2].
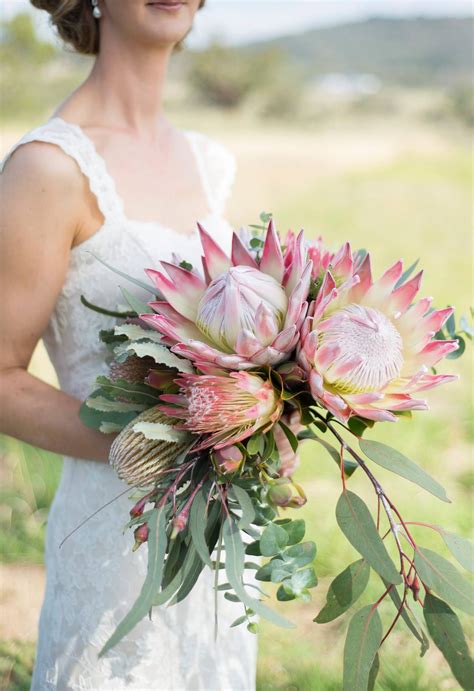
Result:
[2, 0, 472, 47]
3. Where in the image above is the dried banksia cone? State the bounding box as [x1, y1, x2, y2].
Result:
[109, 355, 155, 384]
[109, 407, 191, 487]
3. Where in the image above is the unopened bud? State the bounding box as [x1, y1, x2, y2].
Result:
[268, 481, 293, 507]
[214, 445, 243, 474]
[130, 497, 147, 518]
[132, 523, 149, 551]
[412, 575, 421, 602]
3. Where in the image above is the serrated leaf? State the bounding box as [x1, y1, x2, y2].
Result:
[315, 559, 370, 624]
[132, 421, 188, 443]
[94, 376, 160, 404]
[343, 604, 383, 691]
[223, 516, 295, 629]
[359, 439, 450, 503]
[115, 341, 194, 373]
[423, 592, 474, 689]
[232, 486, 256, 530]
[114, 323, 162, 341]
[260, 522, 289, 557]
[86, 395, 146, 413]
[99, 421, 123, 433]
[336, 491, 402, 585]
[414, 548, 474, 615]
[99, 505, 168, 656]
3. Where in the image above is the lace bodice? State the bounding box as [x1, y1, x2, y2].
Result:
[1, 117, 257, 690]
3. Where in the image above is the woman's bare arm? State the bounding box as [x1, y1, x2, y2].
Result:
[0, 141, 116, 463]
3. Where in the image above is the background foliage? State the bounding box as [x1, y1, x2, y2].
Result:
[0, 10, 472, 691]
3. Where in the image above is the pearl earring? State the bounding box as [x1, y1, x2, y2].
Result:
[91, 0, 102, 19]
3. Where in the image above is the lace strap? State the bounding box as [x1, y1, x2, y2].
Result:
[0, 117, 122, 224]
[185, 131, 237, 217]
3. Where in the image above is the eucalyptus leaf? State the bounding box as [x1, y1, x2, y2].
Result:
[281, 542, 317, 570]
[414, 548, 474, 615]
[223, 516, 295, 629]
[119, 286, 154, 315]
[315, 559, 370, 624]
[383, 579, 429, 656]
[336, 491, 402, 585]
[437, 528, 474, 573]
[99, 505, 168, 656]
[232, 486, 256, 530]
[277, 519, 306, 546]
[423, 592, 474, 689]
[90, 251, 160, 296]
[278, 421, 299, 453]
[343, 604, 383, 691]
[189, 488, 213, 568]
[359, 439, 450, 503]
[260, 522, 289, 557]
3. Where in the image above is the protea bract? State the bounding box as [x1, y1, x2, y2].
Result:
[140, 221, 312, 369]
[298, 245, 459, 423]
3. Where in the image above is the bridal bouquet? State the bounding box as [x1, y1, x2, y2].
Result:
[80, 216, 473, 690]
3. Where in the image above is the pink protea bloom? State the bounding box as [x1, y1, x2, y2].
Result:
[139, 220, 312, 369]
[159, 371, 283, 450]
[298, 244, 459, 423]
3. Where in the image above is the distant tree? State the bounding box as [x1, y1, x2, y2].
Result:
[0, 12, 56, 68]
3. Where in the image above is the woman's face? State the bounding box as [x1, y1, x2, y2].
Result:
[101, 0, 203, 50]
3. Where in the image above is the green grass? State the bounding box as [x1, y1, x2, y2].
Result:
[0, 116, 472, 689]
[0, 641, 35, 691]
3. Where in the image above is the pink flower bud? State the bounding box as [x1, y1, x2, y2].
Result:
[132, 523, 149, 551]
[214, 445, 244, 473]
[130, 497, 147, 518]
[267, 481, 293, 507]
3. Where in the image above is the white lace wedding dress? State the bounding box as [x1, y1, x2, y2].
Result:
[1, 117, 258, 690]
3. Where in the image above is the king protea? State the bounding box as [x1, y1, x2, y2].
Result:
[139, 221, 312, 369]
[159, 371, 283, 450]
[298, 243, 459, 423]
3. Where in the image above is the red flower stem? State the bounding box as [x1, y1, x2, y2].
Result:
[376, 495, 381, 532]
[381, 585, 408, 645]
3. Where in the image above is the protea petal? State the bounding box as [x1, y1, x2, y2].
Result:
[145, 269, 199, 321]
[388, 270, 424, 315]
[231, 232, 259, 269]
[197, 223, 231, 279]
[260, 219, 285, 283]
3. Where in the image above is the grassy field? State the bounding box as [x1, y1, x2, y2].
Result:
[0, 112, 472, 690]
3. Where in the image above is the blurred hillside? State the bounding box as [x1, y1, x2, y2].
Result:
[247, 17, 473, 86]
[1, 13, 473, 127]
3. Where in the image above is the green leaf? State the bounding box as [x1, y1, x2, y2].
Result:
[423, 592, 474, 689]
[120, 286, 154, 315]
[313, 435, 358, 477]
[383, 579, 429, 656]
[114, 323, 162, 342]
[336, 491, 402, 585]
[114, 341, 194, 374]
[359, 439, 450, 503]
[94, 376, 160, 404]
[132, 421, 188, 443]
[437, 528, 474, 573]
[278, 421, 299, 453]
[367, 653, 380, 691]
[260, 522, 289, 557]
[281, 541, 317, 570]
[414, 548, 474, 615]
[343, 604, 383, 691]
[80, 294, 134, 318]
[168, 546, 204, 605]
[277, 519, 306, 546]
[245, 540, 261, 556]
[79, 398, 137, 431]
[223, 516, 295, 629]
[189, 488, 213, 568]
[90, 251, 160, 296]
[232, 486, 256, 530]
[230, 615, 247, 628]
[284, 567, 318, 595]
[247, 434, 265, 456]
[85, 395, 146, 413]
[315, 559, 370, 624]
[99, 505, 168, 656]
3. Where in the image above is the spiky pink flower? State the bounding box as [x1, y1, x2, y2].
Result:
[159, 371, 283, 449]
[298, 244, 459, 423]
[139, 220, 312, 369]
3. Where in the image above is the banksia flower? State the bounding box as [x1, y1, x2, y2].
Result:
[139, 220, 312, 369]
[298, 243, 459, 423]
[109, 407, 191, 487]
[109, 355, 155, 384]
[160, 371, 283, 450]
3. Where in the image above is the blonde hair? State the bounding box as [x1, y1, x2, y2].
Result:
[30, 0, 206, 55]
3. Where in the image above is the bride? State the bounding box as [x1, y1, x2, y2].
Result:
[0, 0, 257, 688]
